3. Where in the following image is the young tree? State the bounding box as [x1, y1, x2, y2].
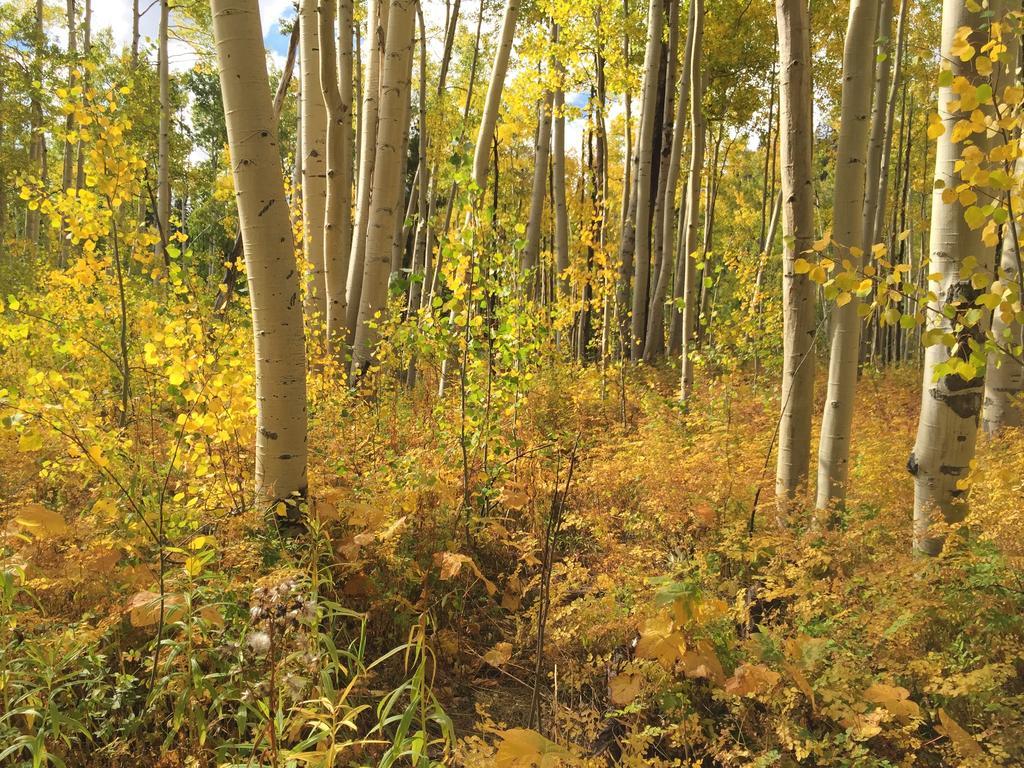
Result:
[815, 0, 879, 513]
[210, 0, 308, 503]
[552, 23, 570, 300]
[156, 0, 171, 262]
[679, 0, 704, 399]
[522, 89, 553, 290]
[472, 0, 522, 196]
[300, 0, 330, 327]
[773, 0, 816, 507]
[351, 0, 417, 376]
[910, 0, 1002, 554]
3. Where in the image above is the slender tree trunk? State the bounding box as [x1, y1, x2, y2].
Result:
[300, 0, 330, 328]
[629, 0, 665, 360]
[871, 0, 908, 245]
[523, 89, 554, 291]
[407, 4, 430, 321]
[773, 0, 817, 508]
[26, 0, 44, 246]
[645, 0, 685, 362]
[471, 0, 521, 195]
[319, 0, 354, 360]
[75, 0, 91, 191]
[59, 0, 77, 265]
[351, 0, 417, 376]
[814, 0, 879, 513]
[156, 0, 171, 264]
[679, 0, 704, 400]
[861, 0, 894, 254]
[552, 23, 570, 301]
[211, 0, 308, 504]
[911, 0, 1003, 554]
[132, 0, 140, 69]
[346, 0, 390, 340]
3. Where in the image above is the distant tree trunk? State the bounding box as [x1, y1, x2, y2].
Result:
[211, 0, 308, 504]
[406, 3, 429, 325]
[814, 0, 879, 514]
[644, 0, 681, 361]
[156, 0, 171, 264]
[471, 0, 521, 196]
[26, 0, 44, 246]
[552, 23, 570, 300]
[347, 0, 389, 341]
[911, 0, 1002, 554]
[629, 0, 665, 360]
[871, 0, 908, 247]
[862, 0, 894, 254]
[300, 0, 329, 329]
[773, 0, 817, 508]
[132, 0, 140, 69]
[679, 0, 704, 400]
[319, 0, 353, 360]
[351, 0, 417, 376]
[523, 89, 553, 292]
[75, 0, 91, 191]
[59, 0, 78, 266]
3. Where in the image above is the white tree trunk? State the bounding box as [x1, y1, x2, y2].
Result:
[351, 0, 417, 376]
[522, 89, 553, 289]
[211, 0, 308, 504]
[630, 0, 665, 360]
[156, 0, 171, 263]
[319, 0, 354, 360]
[300, 0, 330, 327]
[679, 0, 704, 400]
[471, 0, 521, 195]
[814, 0, 879, 512]
[346, 0, 390, 340]
[911, 0, 1003, 554]
[552, 22, 570, 300]
[773, 0, 816, 507]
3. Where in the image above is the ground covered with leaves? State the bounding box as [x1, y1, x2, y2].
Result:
[2, 269, 1023, 768]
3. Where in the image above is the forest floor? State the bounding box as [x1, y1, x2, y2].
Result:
[3, 361, 1024, 766]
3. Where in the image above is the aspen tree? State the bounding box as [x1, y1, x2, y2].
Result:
[59, 0, 77, 265]
[472, 0, 522, 196]
[552, 23, 570, 300]
[523, 90, 554, 288]
[647, 0, 693, 363]
[862, 0, 894, 255]
[773, 0, 816, 505]
[351, 0, 417, 376]
[630, 0, 665, 360]
[679, 0, 704, 400]
[210, 0, 308, 503]
[347, 0, 389, 339]
[815, 0, 879, 513]
[300, 0, 329, 327]
[319, 0, 354, 359]
[74, 0, 91, 191]
[156, 0, 171, 262]
[26, 0, 44, 245]
[911, 0, 1003, 554]
[871, 0, 909, 247]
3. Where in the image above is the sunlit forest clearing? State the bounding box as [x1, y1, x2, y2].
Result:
[2, 0, 1024, 765]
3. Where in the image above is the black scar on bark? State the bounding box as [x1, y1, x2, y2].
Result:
[939, 464, 965, 476]
[257, 198, 275, 217]
[931, 387, 982, 420]
[907, 451, 918, 476]
[260, 427, 279, 440]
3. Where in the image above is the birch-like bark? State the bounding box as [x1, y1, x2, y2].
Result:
[862, 0, 894, 255]
[552, 23, 570, 300]
[911, 0, 1002, 554]
[300, 0, 329, 327]
[351, 0, 417, 376]
[814, 0, 879, 513]
[211, 0, 308, 504]
[522, 90, 554, 290]
[156, 0, 171, 263]
[679, 0, 704, 400]
[59, 0, 77, 266]
[644, 0, 681, 360]
[346, 0, 390, 340]
[871, 0, 908, 245]
[319, 0, 353, 359]
[629, 0, 665, 360]
[471, 0, 521, 195]
[74, 0, 91, 191]
[773, 0, 816, 507]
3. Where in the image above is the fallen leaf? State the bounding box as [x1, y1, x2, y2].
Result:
[493, 728, 576, 767]
[14, 504, 69, 539]
[864, 683, 921, 722]
[937, 707, 983, 758]
[724, 663, 781, 697]
[483, 641, 513, 668]
[609, 673, 642, 705]
[127, 590, 185, 627]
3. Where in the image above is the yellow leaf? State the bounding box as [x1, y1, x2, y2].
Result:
[18, 432, 43, 452]
[793, 258, 812, 275]
[635, 614, 686, 669]
[937, 708, 983, 758]
[126, 591, 186, 628]
[493, 728, 576, 768]
[609, 673, 643, 705]
[724, 663, 781, 697]
[483, 641, 514, 668]
[14, 503, 69, 538]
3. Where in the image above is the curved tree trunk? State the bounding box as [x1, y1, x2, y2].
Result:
[471, 0, 522, 196]
[773, 0, 816, 509]
[814, 0, 879, 513]
[679, 0, 704, 401]
[211, 0, 308, 504]
[629, 0, 665, 360]
[911, 0, 1003, 554]
[351, 0, 417, 376]
[300, 0, 330, 328]
[319, 0, 354, 360]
